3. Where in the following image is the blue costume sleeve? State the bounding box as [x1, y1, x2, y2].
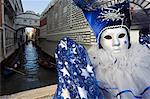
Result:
[54, 37, 103, 99]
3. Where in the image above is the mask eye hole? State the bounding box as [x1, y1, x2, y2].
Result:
[104, 35, 112, 39]
[118, 33, 125, 38]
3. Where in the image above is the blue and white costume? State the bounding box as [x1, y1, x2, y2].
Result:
[54, 37, 103, 99]
[54, 0, 150, 99]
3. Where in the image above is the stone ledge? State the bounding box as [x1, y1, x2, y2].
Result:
[0, 84, 57, 99]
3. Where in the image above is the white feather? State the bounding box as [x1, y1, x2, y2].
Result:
[88, 44, 150, 99]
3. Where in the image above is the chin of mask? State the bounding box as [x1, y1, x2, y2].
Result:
[100, 27, 129, 54]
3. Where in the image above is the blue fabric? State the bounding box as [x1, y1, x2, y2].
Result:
[139, 33, 150, 49]
[54, 37, 103, 99]
[73, 0, 131, 44]
[73, 0, 96, 10]
[115, 86, 150, 98]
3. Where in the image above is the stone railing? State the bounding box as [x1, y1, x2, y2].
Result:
[0, 84, 57, 99]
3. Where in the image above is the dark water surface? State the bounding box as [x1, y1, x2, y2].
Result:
[1, 42, 57, 95]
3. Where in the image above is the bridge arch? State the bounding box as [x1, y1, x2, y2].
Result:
[15, 10, 40, 30]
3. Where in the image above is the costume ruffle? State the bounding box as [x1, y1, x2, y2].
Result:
[88, 44, 150, 99]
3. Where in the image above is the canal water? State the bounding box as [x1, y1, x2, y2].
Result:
[1, 41, 57, 95]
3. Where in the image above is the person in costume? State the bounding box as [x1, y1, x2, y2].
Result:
[54, 0, 150, 99]
[73, 0, 150, 98]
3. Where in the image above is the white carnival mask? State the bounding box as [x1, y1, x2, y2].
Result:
[100, 27, 129, 54]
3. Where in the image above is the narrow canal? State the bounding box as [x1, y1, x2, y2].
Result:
[1, 41, 57, 95]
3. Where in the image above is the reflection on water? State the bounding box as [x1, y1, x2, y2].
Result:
[24, 42, 39, 81]
[1, 41, 57, 95]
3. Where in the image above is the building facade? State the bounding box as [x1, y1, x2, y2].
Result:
[0, 0, 3, 62]
[39, 0, 150, 57]
[39, 0, 96, 57]
[0, 0, 24, 62]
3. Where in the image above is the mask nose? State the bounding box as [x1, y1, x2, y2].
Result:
[112, 37, 120, 46]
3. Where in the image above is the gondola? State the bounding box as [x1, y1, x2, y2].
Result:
[38, 58, 55, 69]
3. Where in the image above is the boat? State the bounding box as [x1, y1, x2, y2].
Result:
[38, 57, 55, 69]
